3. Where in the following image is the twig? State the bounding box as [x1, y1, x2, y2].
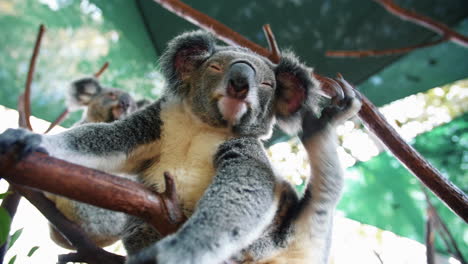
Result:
[14, 186, 125, 264]
[326, 37, 447, 58]
[373, 250, 384, 264]
[0, 151, 185, 236]
[94, 62, 109, 78]
[262, 24, 281, 63]
[43, 108, 69, 134]
[421, 188, 466, 263]
[373, 0, 468, 48]
[23, 24, 46, 131]
[153, 0, 468, 222]
[425, 208, 435, 264]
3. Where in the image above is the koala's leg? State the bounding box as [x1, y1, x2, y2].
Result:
[126, 137, 279, 264]
[0, 101, 163, 173]
[298, 77, 362, 264]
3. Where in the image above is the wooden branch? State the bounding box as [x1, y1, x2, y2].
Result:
[22, 24, 46, 131]
[94, 62, 109, 78]
[355, 91, 468, 222]
[44, 108, 69, 134]
[262, 24, 281, 63]
[425, 209, 435, 264]
[153, 0, 468, 221]
[373, 0, 468, 48]
[326, 37, 447, 58]
[421, 187, 466, 263]
[0, 151, 185, 236]
[14, 186, 125, 264]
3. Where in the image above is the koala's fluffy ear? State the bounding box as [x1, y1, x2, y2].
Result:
[67, 77, 103, 110]
[274, 52, 322, 135]
[160, 30, 216, 95]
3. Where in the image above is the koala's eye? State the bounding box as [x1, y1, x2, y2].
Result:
[261, 81, 273, 88]
[209, 64, 222, 72]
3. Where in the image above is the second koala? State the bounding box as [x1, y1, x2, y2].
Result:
[47, 78, 147, 249]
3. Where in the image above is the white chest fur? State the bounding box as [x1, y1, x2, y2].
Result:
[142, 103, 232, 215]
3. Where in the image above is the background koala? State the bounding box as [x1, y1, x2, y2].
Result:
[47, 77, 149, 249]
[0, 30, 357, 264]
[66, 77, 150, 125]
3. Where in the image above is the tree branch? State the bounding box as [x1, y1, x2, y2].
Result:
[22, 24, 46, 131]
[14, 185, 125, 264]
[0, 152, 185, 236]
[152, 0, 468, 222]
[262, 24, 281, 63]
[326, 37, 447, 58]
[94, 62, 110, 78]
[43, 108, 69, 134]
[373, 0, 468, 48]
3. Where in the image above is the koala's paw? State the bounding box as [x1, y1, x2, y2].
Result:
[0, 128, 47, 160]
[302, 74, 361, 139]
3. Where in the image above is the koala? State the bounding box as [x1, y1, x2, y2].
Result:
[66, 77, 150, 125]
[0, 31, 360, 263]
[47, 78, 149, 249]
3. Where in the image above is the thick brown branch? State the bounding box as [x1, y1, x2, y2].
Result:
[94, 62, 109, 78]
[23, 24, 46, 131]
[0, 152, 185, 236]
[326, 37, 447, 58]
[373, 0, 468, 48]
[262, 24, 281, 63]
[14, 186, 124, 264]
[44, 108, 69, 134]
[355, 91, 468, 222]
[152, 0, 468, 221]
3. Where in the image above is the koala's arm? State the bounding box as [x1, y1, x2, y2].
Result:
[127, 137, 278, 264]
[3, 101, 163, 173]
[298, 78, 362, 264]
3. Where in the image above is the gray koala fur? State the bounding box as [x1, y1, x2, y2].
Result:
[0, 30, 361, 263]
[48, 78, 147, 249]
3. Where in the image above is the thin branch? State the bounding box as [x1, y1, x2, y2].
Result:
[44, 108, 69, 134]
[425, 208, 435, 264]
[14, 185, 125, 264]
[0, 151, 185, 236]
[326, 37, 447, 58]
[373, 0, 468, 48]
[23, 24, 46, 131]
[421, 188, 467, 263]
[262, 24, 281, 63]
[153, 0, 468, 222]
[94, 62, 109, 78]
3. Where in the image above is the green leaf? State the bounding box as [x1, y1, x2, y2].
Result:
[0, 192, 12, 200]
[7, 255, 16, 264]
[8, 228, 23, 249]
[0, 207, 11, 246]
[27, 246, 39, 257]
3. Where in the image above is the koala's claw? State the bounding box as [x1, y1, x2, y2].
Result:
[0, 128, 46, 160]
[302, 75, 361, 140]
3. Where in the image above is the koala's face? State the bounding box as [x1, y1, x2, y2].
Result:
[188, 49, 277, 135]
[68, 78, 138, 123]
[161, 31, 321, 137]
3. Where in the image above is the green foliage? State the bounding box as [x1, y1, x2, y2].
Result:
[0, 192, 12, 200]
[7, 255, 16, 264]
[8, 228, 23, 250]
[339, 114, 468, 258]
[0, 207, 11, 247]
[27, 246, 39, 257]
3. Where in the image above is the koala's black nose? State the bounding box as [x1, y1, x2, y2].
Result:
[227, 62, 255, 100]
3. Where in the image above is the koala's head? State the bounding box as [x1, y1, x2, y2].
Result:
[67, 77, 139, 123]
[160, 31, 322, 137]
